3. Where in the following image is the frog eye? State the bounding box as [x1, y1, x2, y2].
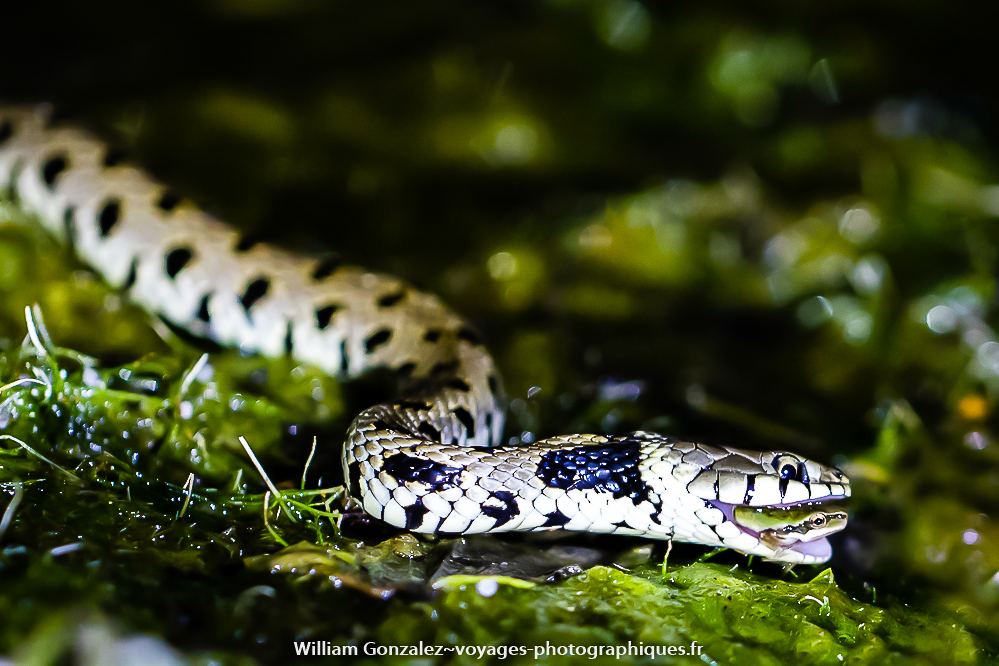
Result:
[810, 515, 826, 527]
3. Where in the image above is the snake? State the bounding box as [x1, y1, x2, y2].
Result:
[0, 103, 850, 565]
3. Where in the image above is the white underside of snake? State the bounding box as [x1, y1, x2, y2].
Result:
[0, 103, 850, 564]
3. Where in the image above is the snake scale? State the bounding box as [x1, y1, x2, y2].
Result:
[0, 103, 850, 564]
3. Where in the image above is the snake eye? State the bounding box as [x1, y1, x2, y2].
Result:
[772, 454, 806, 483]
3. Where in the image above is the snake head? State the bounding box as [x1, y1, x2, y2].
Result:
[676, 446, 851, 564]
[721, 451, 849, 563]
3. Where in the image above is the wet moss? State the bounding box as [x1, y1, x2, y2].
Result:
[374, 565, 977, 665]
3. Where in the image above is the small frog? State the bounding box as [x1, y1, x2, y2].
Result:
[734, 505, 848, 553]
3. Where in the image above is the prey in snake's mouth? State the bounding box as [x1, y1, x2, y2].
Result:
[709, 499, 848, 562]
[698, 452, 850, 562]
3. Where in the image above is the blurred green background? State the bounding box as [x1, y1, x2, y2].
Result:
[2, 0, 999, 664]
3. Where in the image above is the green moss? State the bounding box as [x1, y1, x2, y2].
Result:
[372, 565, 977, 665]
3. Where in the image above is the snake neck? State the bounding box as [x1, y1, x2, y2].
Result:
[0, 103, 506, 454]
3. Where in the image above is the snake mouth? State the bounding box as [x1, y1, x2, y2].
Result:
[708, 498, 842, 561]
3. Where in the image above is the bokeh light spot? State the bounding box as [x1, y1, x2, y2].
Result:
[958, 395, 988, 421]
[598, 0, 651, 51]
[487, 252, 519, 280]
[926, 305, 957, 334]
[839, 207, 880, 244]
[493, 125, 538, 165]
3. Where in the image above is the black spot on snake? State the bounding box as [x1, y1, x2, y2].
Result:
[311, 255, 342, 281]
[457, 327, 483, 345]
[364, 328, 392, 353]
[377, 291, 405, 307]
[347, 461, 362, 500]
[41, 155, 67, 189]
[284, 320, 294, 354]
[431, 360, 459, 377]
[403, 502, 430, 530]
[4, 157, 25, 197]
[445, 378, 470, 392]
[339, 340, 350, 374]
[164, 247, 193, 279]
[648, 500, 665, 526]
[122, 257, 139, 292]
[487, 375, 498, 395]
[542, 511, 571, 527]
[382, 453, 461, 490]
[423, 329, 441, 343]
[62, 206, 76, 248]
[481, 490, 518, 528]
[0, 121, 11, 145]
[102, 147, 128, 168]
[452, 407, 475, 436]
[157, 190, 182, 212]
[97, 198, 121, 237]
[234, 235, 259, 252]
[537, 440, 647, 502]
[743, 474, 755, 505]
[779, 476, 790, 500]
[196, 294, 212, 323]
[370, 419, 394, 432]
[238, 277, 270, 314]
[315, 304, 339, 330]
[418, 422, 441, 443]
[396, 362, 416, 377]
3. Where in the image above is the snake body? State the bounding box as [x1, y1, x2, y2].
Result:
[0, 104, 850, 564]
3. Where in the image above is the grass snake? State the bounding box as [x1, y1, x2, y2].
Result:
[0, 103, 850, 564]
